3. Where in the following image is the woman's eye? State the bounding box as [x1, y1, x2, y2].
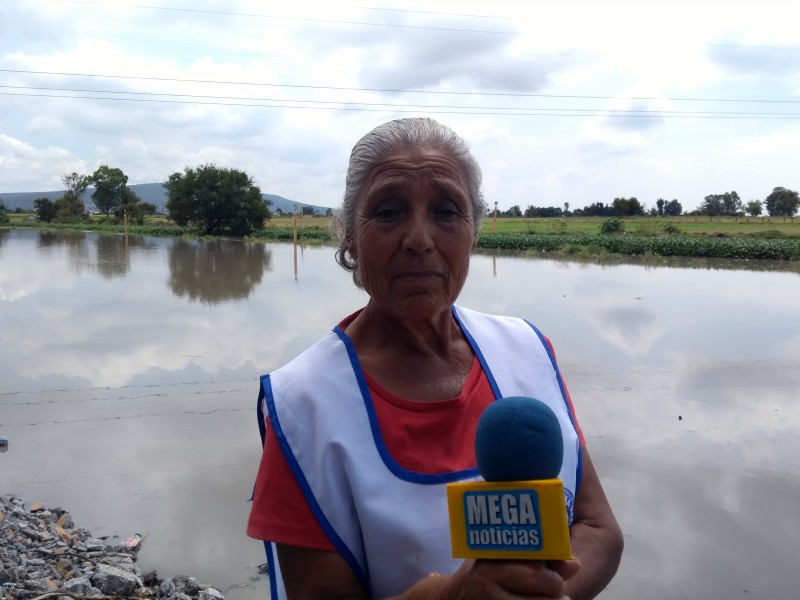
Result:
[374, 207, 401, 220]
[435, 207, 460, 220]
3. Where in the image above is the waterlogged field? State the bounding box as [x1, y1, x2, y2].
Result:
[266, 214, 800, 238]
[2, 231, 799, 599]
[6, 214, 800, 261]
[477, 232, 800, 260]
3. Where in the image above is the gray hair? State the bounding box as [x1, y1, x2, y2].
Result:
[331, 117, 486, 287]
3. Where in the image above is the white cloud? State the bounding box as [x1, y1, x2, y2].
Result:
[1, 0, 799, 211]
[0, 134, 85, 190]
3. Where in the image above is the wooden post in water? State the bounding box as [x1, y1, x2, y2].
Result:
[294, 241, 298, 282]
[293, 204, 297, 244]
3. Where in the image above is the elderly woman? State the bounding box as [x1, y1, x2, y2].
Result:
[248, 117, 623, 600]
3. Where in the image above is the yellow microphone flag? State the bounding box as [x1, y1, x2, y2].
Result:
[446, 479, 572, 560]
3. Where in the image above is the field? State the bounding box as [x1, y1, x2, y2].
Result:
[7, 212, 800, 237]
[5, 213, 800, 261]
[479, 215, 800, 238]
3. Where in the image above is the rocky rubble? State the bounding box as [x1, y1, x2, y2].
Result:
[0, 494, 225, 600]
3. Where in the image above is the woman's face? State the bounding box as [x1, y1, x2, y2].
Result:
[351, 146, 477, 321]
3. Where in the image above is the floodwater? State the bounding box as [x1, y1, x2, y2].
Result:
[1, 228, 798, 599]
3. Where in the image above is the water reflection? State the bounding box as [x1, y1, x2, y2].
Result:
[473, 248, 800, 275]
[36, 230, 92, 274]
[1, 230, 798, 600]
[32, 230, 160, 278]
[96, 235, 158, 279]
[168, 238, 273, 304]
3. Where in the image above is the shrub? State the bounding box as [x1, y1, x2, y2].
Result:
[600, 217, 624, 234]
[662, 223, 681, 234]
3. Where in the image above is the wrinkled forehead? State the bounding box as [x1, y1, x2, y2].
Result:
[362, 146, 470, 195]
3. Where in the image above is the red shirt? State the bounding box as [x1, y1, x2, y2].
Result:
[247, 325, 584, 550]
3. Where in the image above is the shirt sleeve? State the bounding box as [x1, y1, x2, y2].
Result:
[246, 417, 335, 551]
[543, 335, 586, 448]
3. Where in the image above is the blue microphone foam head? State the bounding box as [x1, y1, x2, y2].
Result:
[475, 396, 564, 481]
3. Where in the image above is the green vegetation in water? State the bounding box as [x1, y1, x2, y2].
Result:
[6, 215, 800, 260]
[600, 217, 624, 234]
[5, 218, 190, 237]
[249, 227, 330, 241]
[476, 232, 800, 261]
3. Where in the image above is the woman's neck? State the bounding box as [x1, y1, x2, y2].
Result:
[347, 301, 461, 358]
[344, 302, 475, 401]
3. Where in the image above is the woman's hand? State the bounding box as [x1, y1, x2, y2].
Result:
[277, 544, 580, 600]
[562, 450, 624, 600]
[429, 558, 581, 600]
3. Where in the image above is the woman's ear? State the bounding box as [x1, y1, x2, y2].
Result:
[348, 238, 357, 260]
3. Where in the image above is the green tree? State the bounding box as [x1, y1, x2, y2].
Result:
[579, 202, 613, 217]
[91, 165, 129, 216]
[699, 191, 742, 216]
[612, 197, 644, 216]
[35, 197, 57, 222]
[745, 200, 763, 217]
[764, 187, 800, 217]
[539, 206, 563, 217]
[141, 202, 157, 217]
[656, 198, 665, 216]
[0, 199, 8, 223]
[62, 172, 91, 203]
[54, 193, 86, 221]
[505, 205, 522, 217]
[105, 186, 155, 226]
[699, 194, 723, 216]
[664, 199, 683, 216]
[165, 164, 271, 236]
[721, 191, 742, 215]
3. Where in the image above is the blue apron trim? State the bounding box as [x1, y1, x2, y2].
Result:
[260, 373, 371, 594]
[450, 305, 503, 401]
[525, 320, 583, 494]
[264, 541, 279, 600]
[332, 325, 481, 485]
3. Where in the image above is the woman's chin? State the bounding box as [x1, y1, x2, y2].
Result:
[376, 294, 454, 322]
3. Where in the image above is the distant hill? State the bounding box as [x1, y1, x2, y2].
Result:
[263, 193, 333, 216]
[1, 189, 64, 209]
[1, 183, 333, 215]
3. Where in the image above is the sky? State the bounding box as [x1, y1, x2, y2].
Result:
[1, 0, 799, 213]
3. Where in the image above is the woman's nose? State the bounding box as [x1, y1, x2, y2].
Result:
[401, 210, 434, 254]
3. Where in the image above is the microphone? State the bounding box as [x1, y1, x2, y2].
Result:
[446, 396, 573, 560]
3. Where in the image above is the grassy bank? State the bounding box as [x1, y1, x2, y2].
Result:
[477, 232, 800, 260]
[5, 213, 800, 261]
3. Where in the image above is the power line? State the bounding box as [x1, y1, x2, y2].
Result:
[51, 0, 800, 51]
[3, 90, 799, 119]
[53, 0, 517, 35]
[3, 84, 800, 118]
[361, 5, 509, 21]
[3, 68, 799, 105]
